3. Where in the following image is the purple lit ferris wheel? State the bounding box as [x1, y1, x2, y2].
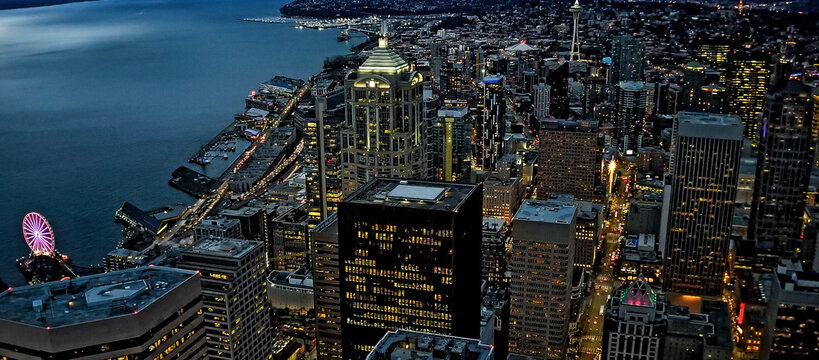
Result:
[22, 212, 55, 256]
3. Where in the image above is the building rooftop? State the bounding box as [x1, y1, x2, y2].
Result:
[359, 39, 410, 74]
[195, 216, 240, 230]
[367, 329, 493, 360]
[345, 178, 479, 212]
[0, 267, 196, 328]
[185, 237, 257, 259]
[618, 80, 645, 92]
[676, 112, 743, 140]
[483, 217, 506, 232]
[514, 199, 577, 224]
[438, 106, 469, 118]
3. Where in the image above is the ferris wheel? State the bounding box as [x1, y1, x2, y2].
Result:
[22, 212, 55, 256]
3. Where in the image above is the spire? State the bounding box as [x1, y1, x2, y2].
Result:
[378, 19, 390, 48]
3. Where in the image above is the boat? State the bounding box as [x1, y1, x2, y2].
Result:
[337, 30, 349, 42]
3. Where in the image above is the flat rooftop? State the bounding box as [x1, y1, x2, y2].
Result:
[676, 112, 743, 140]
[0, 267, 195, 328]
[345, 178, 478, 212]
[185, 237, 257, 259]
[514, 199, 577, 224]
[367, 329, 493, 360]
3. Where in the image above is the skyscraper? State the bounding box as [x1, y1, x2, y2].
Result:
[533, 83, 551, 120]
[479, 75, 507, 171]
[609, 35, 644, 86]
[695, 38, 732, 84]
[575, 200, 603, 270]
[749, 81, 815, 256]
[340, 32, 424, 195]
[509, 197, 577, 359]
[337, 179, 483, 358]
[538, 118, 602, 202]
[0, 267, 207, 359]
[602, 278, 667, 360]
[616, 81, 647, 154]
[728, 51, 771, 143]
[178, 238, 272, 360]
[427, 106, 473, 182]
[312, 214, 343, 359]
[547, 63, 570, 119]
[664, 112, 743, 296]
[306, 91, 344, 221]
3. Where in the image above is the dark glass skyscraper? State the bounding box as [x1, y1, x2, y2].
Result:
[337, 178, 482, 358]
[609, 35, 644, 86]
[749, 81, 815, 256]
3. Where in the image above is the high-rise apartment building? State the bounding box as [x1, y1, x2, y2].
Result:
[609, 35, 644, 86]
[538, 118, 602, 202]
[427, 106, 473, 182]
[340, 34, 424, 195]
[575, 200, 603, 270]
[482, 217, 508, 286]
[178, 238, 272, 360]
[727, 51, 771, 143]
[602, 278, 667, 360]
[533, 83, 551, 120]
[663, 112, 743, 296]
[509, 198, 577, 359]
[337, 179, 483, 358]
[749, 81, 815, 257]
[312, 214, 343, 359]
[478, 75, 507, 171]
[616, 81, 647, 154]
[0, 267, 207, 359]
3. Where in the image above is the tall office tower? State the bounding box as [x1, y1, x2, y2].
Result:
[538, 118, 602, 203]
[575, 200, 603, 270]
[367, 329, 494, 360]
[509, 198, 577, 359]
[312, 214, 343, 359]
[533, 83, 552, 120]
[479, 75, 507, 171]
[664, 83, 684, 115]
[547, 62, 570, 119]
[728, 51, 771, 142]
[337, 179, 483, 358]
[616, 81, 647, 154]
[482, 217, 508, 285]
[483, 175, 522, 220]
[569, 0, 582, 61]
[427, 106, 473, 182]
[749, 81, 815, 256]
[0, 267, 207, 359]
[270, 204, 311, 271]
[664, 112, 743, 296]
[695, 38, 732, 84]
[696, 85, 729, 113]
[609, 35, 644, 86]
[340, 32, 424, 196]
[306, 92, 343, 221]
[178, 238, 272, 360]
[602, 278, 667, 360]
[441, 61, 465, 101]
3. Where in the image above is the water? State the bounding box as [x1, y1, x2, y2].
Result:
[0, 0, 360, 285]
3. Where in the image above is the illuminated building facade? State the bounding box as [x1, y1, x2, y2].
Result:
[483, 175, 522, 220]
[178, 238, 272, 360]
[727, 51, 770, 143]
[602, 278, 667, 360]
[427, 106, 472, 182]
[575, 200, 603, 270]
[306, 92, 343, 221]
[695, 38, 732, 84]
[616, 81, 647, 154]
[0, 267, 207, 359]
[537, 118, 602, 203]
[340, 34, 425, 195]
[533, 83, 551, 120]
[609, 35, 644, 86]
[766, 264, 819, 359]
[482, 217, 508, 286]
[312, 214, 343, 359]
[478, 75, 507, 171]
[337, 179, 483, 358]
[664, 112, 742, 296]
[509, 198, 577, 359]
[270, 204, 310, 271]
[749, 81, 815, 257]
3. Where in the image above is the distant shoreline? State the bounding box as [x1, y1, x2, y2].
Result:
[0, 0, 97, 11]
